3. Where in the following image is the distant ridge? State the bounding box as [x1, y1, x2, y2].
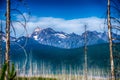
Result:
[1, 27, 120, 49]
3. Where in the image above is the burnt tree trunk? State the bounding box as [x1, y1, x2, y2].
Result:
[0, 20, 2, 68]
[84, 25, 88, 80]
[5, 0, 10, 80]
[107, 0, 115, 80]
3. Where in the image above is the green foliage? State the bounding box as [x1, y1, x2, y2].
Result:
[0, 63, 16, 80]
[8, 63, 16, 80]
[0, 63, 7, 80]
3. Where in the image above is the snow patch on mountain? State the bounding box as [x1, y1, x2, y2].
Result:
[55, 33, 67, 39]
[33, 35, 38, 40]
[98, 34, 102, 38]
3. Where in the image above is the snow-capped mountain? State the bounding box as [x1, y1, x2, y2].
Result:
[1, 27, 119, 49]
[30, 27, 108, 48]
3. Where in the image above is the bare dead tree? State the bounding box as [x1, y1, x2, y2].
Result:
[106, 0, 120, 79]
[5, 0, 10, 80]
[10, 0, 30, 77]
[0, 20, 3, 69]
[5, 0, 29, 79]
[84, 24, 88, 80]
[107, 0, 115, 80]
[110, 0, 120, 79]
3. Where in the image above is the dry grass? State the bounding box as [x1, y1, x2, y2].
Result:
[15, 77, 57, 80]
[15, 75, 111, 80]
[14, 62, 120, 80]
[0, 68, 1, 76]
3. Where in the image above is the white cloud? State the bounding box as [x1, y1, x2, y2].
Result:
[25, 16, 106, 35]
[3, 13, 107, 37]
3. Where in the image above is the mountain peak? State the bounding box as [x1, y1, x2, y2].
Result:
[34, 27, 43, 32]
[31, 27, 43, 40]
[30, 28, 110, 48]
[43, 28, 55, 33]
[44, 27, 53, 30]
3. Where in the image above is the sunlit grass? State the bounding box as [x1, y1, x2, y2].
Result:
[15, 74, 110, 80]
[15, 77, 57, 80]
[13, 61, 113, 80]
[0, 68, 1, 77]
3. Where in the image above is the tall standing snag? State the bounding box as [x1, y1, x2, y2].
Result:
[84, 24, 88, 80]
[5, 0, 10, 80]
[0, 20, 2, 68]
[107, 0, 115, 80]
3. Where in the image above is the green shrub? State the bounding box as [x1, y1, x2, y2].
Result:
[0, 63, 16, 80]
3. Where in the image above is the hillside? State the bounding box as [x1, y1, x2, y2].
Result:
[8, 37, 112, 69]
[1, 37, 120, 76]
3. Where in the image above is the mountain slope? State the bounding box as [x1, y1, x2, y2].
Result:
[9, 37, 112, 68]
[1, 27, 120, 49]
[31, 27, 108, 48]
[1, 37, 119, 74]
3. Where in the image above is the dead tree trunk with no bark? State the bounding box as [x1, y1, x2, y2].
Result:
[84, 24, 88, 80]
[107, 0, 115, 80]
[0, 21, 2, 68]
[5, 0, 10, 80]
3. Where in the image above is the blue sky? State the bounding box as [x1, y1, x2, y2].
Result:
[0, 0, 107, 19]
[0, 0, 108, 37]
[27, 0, 107, 19]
